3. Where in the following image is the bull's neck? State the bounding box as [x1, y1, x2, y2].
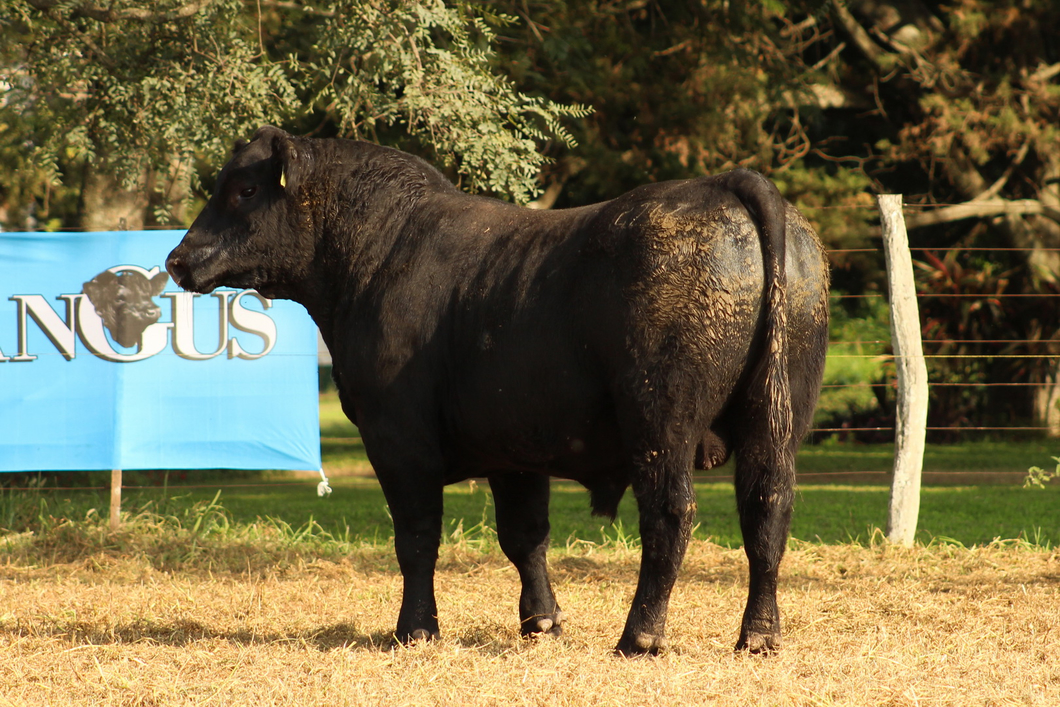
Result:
[297, 187, 437, 345]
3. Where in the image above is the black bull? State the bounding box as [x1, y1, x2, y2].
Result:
[167, 126, 829, 656]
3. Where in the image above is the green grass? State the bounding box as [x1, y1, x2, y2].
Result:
[319, 391, 1058, 480]
[2, 392, 1059, 557]
[5, 474, 1058, 555]
[796, 438, 1059, 478]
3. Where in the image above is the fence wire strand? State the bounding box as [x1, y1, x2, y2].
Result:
[821, 243, 1060, 438]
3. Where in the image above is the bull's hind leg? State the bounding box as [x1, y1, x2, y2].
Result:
[732, 420, 796, 653]
[615, 445, 697, 656]
[489, 472, 563, 637]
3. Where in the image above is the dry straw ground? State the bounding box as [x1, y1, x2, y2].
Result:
[2, 538, 1058, 706]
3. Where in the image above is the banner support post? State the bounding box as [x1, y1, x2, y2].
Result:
[110, 468, 122, 530]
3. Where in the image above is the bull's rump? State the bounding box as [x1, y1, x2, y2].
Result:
[433, 180, 826, 482]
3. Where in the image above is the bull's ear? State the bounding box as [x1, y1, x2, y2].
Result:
[148, 271, 169, 296]
[81, 269, 115, 305]
[273, 134, 306, 195]
[233, 138, 248, 155]
[82, 279, 100, 300]
[82, 270, 117, 299]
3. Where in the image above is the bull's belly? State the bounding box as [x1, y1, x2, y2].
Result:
[442, 387, 628, 482]
[441, 358, 746, 482]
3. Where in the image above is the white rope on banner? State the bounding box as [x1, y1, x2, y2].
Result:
[316, 468, 333, 497]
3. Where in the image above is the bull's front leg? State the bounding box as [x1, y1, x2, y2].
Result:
[376, 468, 444, 643]
[615, 452, 697, 656]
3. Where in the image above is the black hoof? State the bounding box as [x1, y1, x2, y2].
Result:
[394, 627, 439, 646]
[522, 610, 565, 638]
[615, 632, 669, 657]
[735, 630, 781, 654]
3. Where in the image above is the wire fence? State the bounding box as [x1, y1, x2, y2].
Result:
[816, 239, 1060, 444]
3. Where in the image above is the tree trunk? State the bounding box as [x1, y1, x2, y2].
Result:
[78, 156, 192, 230]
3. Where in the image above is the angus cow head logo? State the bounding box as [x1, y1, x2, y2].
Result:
[82, 269, 169, 349]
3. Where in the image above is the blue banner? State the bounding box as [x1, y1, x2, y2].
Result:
[0, 230, 321, 472]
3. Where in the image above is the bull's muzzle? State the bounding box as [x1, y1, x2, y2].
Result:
[165, 251, 191, 290]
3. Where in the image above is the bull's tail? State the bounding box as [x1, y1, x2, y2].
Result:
[722, 169, 794, 476]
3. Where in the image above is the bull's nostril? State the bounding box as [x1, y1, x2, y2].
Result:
[166, 256, 188, 283]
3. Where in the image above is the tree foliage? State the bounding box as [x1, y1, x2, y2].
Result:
[0, 0, 588, 228]
[479, 0, 1059, 433]
[807, 0, 1060, 433]
[488, 0, 878, 242]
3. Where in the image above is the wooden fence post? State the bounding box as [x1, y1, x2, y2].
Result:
[110, 468, 122, 531]
[878, 194, 929, 547]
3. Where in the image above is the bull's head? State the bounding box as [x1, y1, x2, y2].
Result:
[166, 126, 315, 300]
[82, 269, 168, 348]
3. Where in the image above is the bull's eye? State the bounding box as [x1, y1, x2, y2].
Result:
[239, 186, 258, 199]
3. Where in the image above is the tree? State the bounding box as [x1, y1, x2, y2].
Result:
[0, 0, 587, 229]
[809, 0, 1060, 433]
[7, 0, 1059, 432]
[488, 1, 877, 237]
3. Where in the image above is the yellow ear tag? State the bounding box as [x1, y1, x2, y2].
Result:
[280, 169, 287, 188]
